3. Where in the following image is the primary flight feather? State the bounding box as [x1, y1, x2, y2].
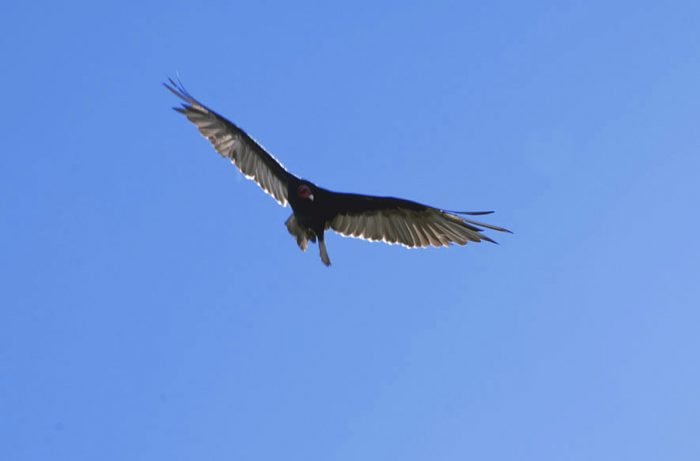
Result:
[165, 79, 511, 266]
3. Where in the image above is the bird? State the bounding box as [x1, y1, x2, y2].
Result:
[165, 78, 511, 266]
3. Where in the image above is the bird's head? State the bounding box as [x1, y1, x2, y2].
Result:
[297, 183, 314, 202]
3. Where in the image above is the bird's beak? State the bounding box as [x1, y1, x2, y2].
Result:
[309, 194, 315, 201]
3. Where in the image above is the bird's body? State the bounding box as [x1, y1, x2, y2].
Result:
[165, 79, 511, 266]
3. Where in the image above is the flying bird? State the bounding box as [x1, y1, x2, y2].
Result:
[165, 79, 511, 266]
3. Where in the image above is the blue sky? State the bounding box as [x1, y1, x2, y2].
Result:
[2, 1, 700, 460]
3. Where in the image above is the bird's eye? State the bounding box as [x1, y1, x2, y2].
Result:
[297, 185, 311, 198]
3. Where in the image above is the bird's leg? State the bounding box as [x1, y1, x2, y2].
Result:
[285, 214, 309, 251]
[318, 236, 331, 266]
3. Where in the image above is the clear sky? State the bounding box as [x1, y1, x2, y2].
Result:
[2, 1, 700, 460]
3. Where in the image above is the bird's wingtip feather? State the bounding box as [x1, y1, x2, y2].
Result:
[450, 210, 495, 216]
[163, 76, 194, 103]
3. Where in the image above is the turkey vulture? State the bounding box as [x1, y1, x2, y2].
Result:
[165, 79, 511, 266]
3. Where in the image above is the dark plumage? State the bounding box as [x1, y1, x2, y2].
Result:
[165, 79, 511, 266]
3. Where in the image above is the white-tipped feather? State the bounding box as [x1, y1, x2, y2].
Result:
[422, 222, 442, 246]
[404, 217, 422, 246]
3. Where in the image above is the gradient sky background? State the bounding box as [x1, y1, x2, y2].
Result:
[2, 1, 700, 460]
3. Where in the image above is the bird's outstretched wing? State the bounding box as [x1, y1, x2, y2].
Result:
[165, 78, 296, 206]
[327, 193, 511, 248]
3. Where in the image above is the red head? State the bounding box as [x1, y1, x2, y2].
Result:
[297, 184, 314, 201]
